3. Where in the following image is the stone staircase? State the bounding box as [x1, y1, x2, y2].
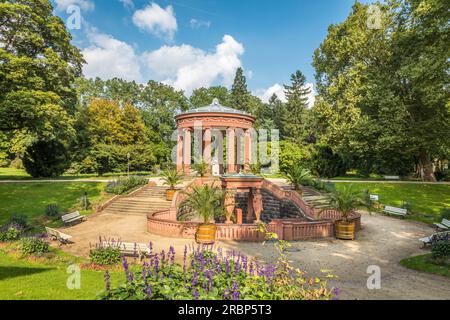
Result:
[102, 186, 172, 216]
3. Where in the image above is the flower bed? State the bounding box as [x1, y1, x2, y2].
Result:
[99, 244, 336, 300]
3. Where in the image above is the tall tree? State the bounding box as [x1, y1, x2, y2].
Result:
[0, 0, 84, 139]
[230, 67, 251, 113]
[282, 70, 311, 143]
[312, 1, 450, 180]
[190, 86, 231, 108]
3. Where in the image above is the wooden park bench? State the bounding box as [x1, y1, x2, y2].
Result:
[419, 231, 449, 247]
[61, 211, 85, 225]
[102, 241, 151, 257]
[384, 175, 400, 180]
[383, 206, 407, 218]
[370, 194, 379, 202]
[434, 218, 450, 230]
[45, 227, 73, 244]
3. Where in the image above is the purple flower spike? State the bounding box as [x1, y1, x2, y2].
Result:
[231, 281, 240, 300]
[192, 289, 200, 300]
[104, 271, 111, 291]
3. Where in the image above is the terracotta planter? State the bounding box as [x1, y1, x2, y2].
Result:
[195, 224, 217, 245]
[335, 220, 356, 240]
[166, 189, 176, 201]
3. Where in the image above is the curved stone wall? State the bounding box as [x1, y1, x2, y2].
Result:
[147, 178, 361, 242]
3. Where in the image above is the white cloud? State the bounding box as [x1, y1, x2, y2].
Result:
[54, 0, 95, 11]
[255, 83, 287, 103]
[256, 83, 316, 108]
[81, 29, 143, 82]
[190, 18, 211, 29]
[132, 2, 177, 40]
[143, 35, 244, 94]
[119, 0, 134, 9]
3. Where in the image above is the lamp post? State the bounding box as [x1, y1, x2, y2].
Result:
[127, 152, 131, 176]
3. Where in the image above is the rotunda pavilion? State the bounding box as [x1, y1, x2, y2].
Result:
[175, 98, 256, 175]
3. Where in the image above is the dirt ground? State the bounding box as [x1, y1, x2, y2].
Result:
[59, 211, 450, 300]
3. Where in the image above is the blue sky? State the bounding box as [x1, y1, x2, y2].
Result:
[52, 0, 374, 102]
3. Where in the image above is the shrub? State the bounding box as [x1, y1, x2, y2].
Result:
[45, 204, 60, 217]
[20, 237, 49, 256]
[23, 140, 71, 178]
[0, 224, 24, 242]
[284, 166, 312, 190]
[310, 145, 347, 178]
[435, 169, 450, 182]
[105, 175, 148, 195]
[7, 214, 28, 229]
[431, 241, 450, 260]
[90, 246, 122, 266]
[440, 208, 450, 220]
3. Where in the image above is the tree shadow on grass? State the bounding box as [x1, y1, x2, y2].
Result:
[0, 266, 53, 281]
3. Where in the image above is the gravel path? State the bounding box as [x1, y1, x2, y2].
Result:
[59, 210, 450, 300]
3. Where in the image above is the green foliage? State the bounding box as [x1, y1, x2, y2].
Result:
[440, 208, 450, 221]
[180, 185, 227, 224]
[312, 1, 450, 181]
[45, 204, 59, 218]
[22, 139, 71, 178]
[73, 99, 154, 175]
[0, 0, 83, 139]
[0, 225, 23, 242]
[323, 184, 364, 221]
[105, 176, 148, 195]
[310, 145, 347, 178]
[283, 70, 311, 143]
[192, 159, 209, 177]
[99, 246, 333, 300]
[20, 237, 49, 256]
[90, 246, 122, 266]
[435, 170, 450, 182]
[190, 86, 231, 108]
[279, 141, 311, 173]
[431, 241, 450, 260]
[161, 168, 183, 189]
[230, 67, 251, 113]
[7, 214, 28, 229]
[284, 166, 312, 190]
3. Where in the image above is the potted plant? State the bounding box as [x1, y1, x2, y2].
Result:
[179, 184, 227, 244]
[161, 168, 184, 201]
[285, 166, 312, 196]
[322, 184, 363, 240]
[192, 158, 209, 178]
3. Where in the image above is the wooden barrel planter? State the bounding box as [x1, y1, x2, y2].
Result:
[195, 224, 217, 244]
[335, 221, 356, 240]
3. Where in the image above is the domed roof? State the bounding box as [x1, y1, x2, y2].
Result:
[181, 98, 251, 116]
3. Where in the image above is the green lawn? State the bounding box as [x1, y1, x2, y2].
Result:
[0, 168, 153, 181]
[0, 182, 108, 225]
[335, 183, 450, 222]
[0, 247, 124, 300]
[400, 254, 450, 279]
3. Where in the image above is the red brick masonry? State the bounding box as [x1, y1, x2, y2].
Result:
[147, 178, 361, 242]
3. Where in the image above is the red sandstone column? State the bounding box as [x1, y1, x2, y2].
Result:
[244, 129, 251, 172]
[183, 128, 191, 175]
[203, 128, 212, 175]
[227, 128, 236, 173]
[176, 130, 183, 173]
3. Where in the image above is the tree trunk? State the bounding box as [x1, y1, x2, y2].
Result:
[419, 149, 436, 182]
